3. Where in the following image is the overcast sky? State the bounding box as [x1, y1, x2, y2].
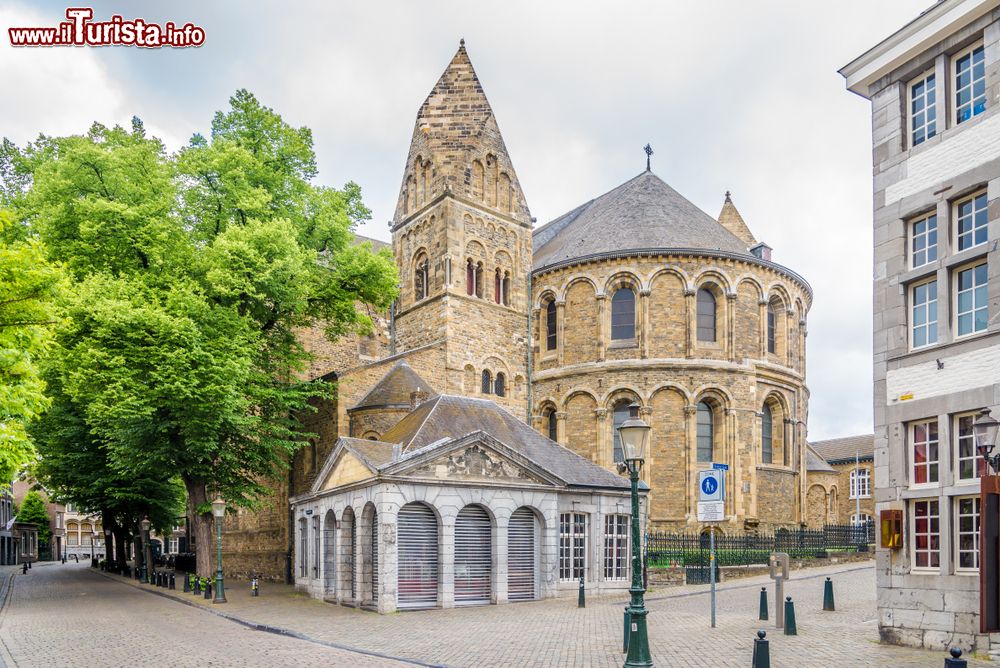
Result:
[2, 1, 932, 440]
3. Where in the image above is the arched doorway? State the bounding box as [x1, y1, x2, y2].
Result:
[397, 502, 439, 609]
[507, 507, 539, 601]
[323, 510, 336, 598]
[455, 504, 493, 606]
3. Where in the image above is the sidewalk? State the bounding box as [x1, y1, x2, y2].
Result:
[96, 561, 991, 667]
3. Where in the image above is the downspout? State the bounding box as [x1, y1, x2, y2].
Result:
[526, 267, 533, 425]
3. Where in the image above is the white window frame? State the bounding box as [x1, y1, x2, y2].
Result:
[953, 41, 986, 125]
[849, 468, 871, 499]
[955, 261, 988, 338]
[911, 498, 940, 572]
[559, 512, 587, 582]
[603, 514, 629, 581]
[955, 190, 988, 252]
[910, 419, 939, 487]
[910, 278, 938, 350]
[955, 411, 984, 482]
[955, 495, 980, 573]
[850, 513, 872, 526]
[910, 212, 938, 269]
[908, 69, 938, 147]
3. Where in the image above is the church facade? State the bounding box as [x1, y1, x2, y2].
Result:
[224, 42, 822, 589]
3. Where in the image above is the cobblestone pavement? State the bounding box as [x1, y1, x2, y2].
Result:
[0, 562, 411, 667]
[1, 560, 991, 667]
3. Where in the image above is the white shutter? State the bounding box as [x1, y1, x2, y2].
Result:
[397, 504, 438, 609]
[371, 512, 379, 601]
[507, 508, 537, 601]
[455, 505, 492, 605]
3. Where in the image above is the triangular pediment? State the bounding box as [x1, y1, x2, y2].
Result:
[312, 439, 387, 493]
[385, 431, 563, 487]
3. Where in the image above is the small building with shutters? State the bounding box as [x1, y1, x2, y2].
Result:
[290, 394, 645, 613]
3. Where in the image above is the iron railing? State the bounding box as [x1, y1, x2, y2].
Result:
[645, 521, 875, 569]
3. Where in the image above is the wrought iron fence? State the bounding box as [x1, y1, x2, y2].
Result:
[644, 521, 875, 571]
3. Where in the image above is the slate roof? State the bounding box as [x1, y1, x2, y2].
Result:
[805, 445, 836, 473]
[340, 437, 397, 469]
[350, 361, 436, 411]
[810, 434, 875, 464]
[380, 395, 635, 490]
[353, 234, 389, 252]
[532, 171, 752, 271]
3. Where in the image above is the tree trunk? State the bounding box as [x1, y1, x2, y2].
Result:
[183, 476, 214, 577]
[113, 525, 129, 567]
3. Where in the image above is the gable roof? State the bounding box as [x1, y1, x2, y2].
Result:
[717, 191, 757, 247]
[806, 444, 836, 473]
[380, 394, 634, 490]
[350, 360, 436, 411]
[810, 434, 875, 464]
[532, 171, 751, 271]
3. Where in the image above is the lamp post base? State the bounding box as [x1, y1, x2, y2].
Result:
[213, 575, 226, 604]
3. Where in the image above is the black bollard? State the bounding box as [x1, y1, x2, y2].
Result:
[751, 630, 770, 668]
[944, 647, 967, 667]
[169, 573, 175, 590]
[759, 586, 769, 620]
[823, 577, 835, 611]
[578, 576, 585, 608]
[784, 596, 797, 635]
[21, 562, 27, 574]
[204, 581, 212, 600]
[183, 573, 190, 592]
[193, 576, 201, 595]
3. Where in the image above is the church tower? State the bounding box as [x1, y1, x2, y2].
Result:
[390, 41, 532, 417]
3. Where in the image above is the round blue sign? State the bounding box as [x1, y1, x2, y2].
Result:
[701, 476, 718, 495]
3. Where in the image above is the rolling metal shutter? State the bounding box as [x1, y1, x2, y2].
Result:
[507, 508, 537, 601]
[350, 519, 357, 600]
[455, 506, 492, 606]
[371, 512, 379, 601]
[397, 504, 438, 609]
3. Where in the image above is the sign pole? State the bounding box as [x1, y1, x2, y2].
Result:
[710, 526, 716, 628]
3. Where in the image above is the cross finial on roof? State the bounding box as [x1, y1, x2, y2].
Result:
[725, 190, 731, 201]
[460, 38, 465, 47]
[643, 144, 653, 171]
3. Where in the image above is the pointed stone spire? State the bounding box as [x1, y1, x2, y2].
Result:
[717, 190, 757, 248]
[392, 42, 531, 225]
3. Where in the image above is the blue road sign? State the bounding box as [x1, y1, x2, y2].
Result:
[712, 462, 729, 471]
[701, 476, 718, 496]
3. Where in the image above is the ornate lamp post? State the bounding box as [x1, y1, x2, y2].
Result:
[211, 497, 227, 603]
[975, 409, 1000, 473]
[618, 403, 653, 668]
[140, 517, 151, 583]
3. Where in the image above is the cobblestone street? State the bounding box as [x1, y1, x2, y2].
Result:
[0, 560, 990, 667]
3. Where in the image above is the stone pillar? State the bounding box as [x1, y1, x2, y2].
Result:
[725, 408, 737, 519]
[684, 404, 698, 520]
[441, 518, 455, 608]
[555, 300, 566, 366]
[594, 408, 609, 467]
[556, 411, 568, 445]
[639, 406, 654, 487]
[758, 298, 768, 358]
[684, 289, 695, 358]
[377, 511, 398, 614]
[639, 289, 651, 358]
[726, 292, 737, 362]
[785, 308, 795, 367]
[494, 516, 509, 604]
[596, 294, 607, 361]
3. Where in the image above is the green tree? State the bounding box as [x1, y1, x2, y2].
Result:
[16, 489, 50, 544]
[0, 208, 64, 482]
[9, 97, 398, 576]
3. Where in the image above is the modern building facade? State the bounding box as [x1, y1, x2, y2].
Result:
[842, 0, 1000, 652]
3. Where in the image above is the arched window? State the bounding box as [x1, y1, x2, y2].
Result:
[767, 302, 777, 353]
[761, 405, 773, 464]
[545, 408, 558, 441]
[612, 400, 632, 463]
[697, 289, 716, 342]
[494, 372, 506, 397]
[611, 287, 635, 340]
[481, 370, 492, 394]
[696, 402, 714, 462]
[545, 300, 557, 351]
[472, 160, 484, 201]
[414, 253, 429, 301]
[466, 260, 482, 297]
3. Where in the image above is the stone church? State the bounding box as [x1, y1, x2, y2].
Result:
[223, 42, 823, 589]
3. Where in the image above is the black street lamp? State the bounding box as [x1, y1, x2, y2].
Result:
[140, 516, 151, 583]
[975, 409, 1000, 474]
[211, 497, 227, 603]
[618, 403, 653, 668]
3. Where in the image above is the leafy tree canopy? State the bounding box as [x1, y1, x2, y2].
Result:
[16, 489, 50, 544]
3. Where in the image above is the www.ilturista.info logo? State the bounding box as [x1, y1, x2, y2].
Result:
[9, 8, 205, 48]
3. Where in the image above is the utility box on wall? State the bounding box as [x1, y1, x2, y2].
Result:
[880, 509, 902, 549]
